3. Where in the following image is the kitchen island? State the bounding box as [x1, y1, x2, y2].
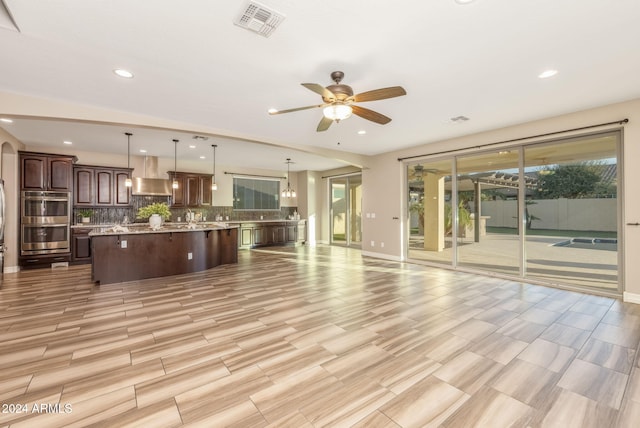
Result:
[90, 223, 238, 284]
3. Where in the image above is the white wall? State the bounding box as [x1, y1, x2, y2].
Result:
[363, 98, 640, 298]
[482, 198, 618, 232]
[1, 129, 25, 272]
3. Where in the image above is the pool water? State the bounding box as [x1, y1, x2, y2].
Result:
[552, 237, 618, 251]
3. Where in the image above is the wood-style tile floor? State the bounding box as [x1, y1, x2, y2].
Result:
[1, 245, 640, 427]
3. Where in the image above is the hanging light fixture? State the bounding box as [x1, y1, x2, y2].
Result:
[124, 132, 133, 187]
[172, 139, 179, 189]
[281, 158, 296, 198]
[322, 102, 352, 122]
[211, 144, 218, 191]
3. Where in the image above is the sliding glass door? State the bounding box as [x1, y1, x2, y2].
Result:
[408, 159, 454, 265]
[456, 150, 521, 276]
[331, 175, 362, 247]
[523, 134, 619, 289]
[406, 131, 621, 294]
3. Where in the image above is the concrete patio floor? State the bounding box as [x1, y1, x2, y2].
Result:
[408, 232, 618, 291]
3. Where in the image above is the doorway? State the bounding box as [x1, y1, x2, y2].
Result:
[330, 175, 362, 248]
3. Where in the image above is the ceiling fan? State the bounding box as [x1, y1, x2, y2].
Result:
[269, 71, 406, 132]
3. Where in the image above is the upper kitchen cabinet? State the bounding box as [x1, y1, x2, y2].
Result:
[169, 171, 213, 207]
[73, 165, 133, 206]
[20, 151, 76, 191]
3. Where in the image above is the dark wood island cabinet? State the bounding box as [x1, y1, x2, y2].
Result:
[91, 225, 238, 284]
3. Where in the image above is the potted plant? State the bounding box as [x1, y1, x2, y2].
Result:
[136, 202, 171, 228]
[78, 209, 93, 223]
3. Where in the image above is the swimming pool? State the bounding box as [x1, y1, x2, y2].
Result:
[552, 237, 618, 251]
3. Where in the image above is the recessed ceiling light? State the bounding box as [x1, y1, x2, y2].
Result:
[63, 141, 73, 145]
[0, 118, 13, 123]
[199, 156, 206, 159]
[267, 108, 278, 114]
[538, 69, 558, 79]
[139, 149, 147, 153]
[113, 68, 134, 78]
[189, 145, 196, 149]
[357, 130, 366, 135]
[455, 0, 476, 4]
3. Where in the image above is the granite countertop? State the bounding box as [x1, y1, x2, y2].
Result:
[227, 219, 306, 224]
[88, 222, 237, 236]
[74, 219, 305, 229]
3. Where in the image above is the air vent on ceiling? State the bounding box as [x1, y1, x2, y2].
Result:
[234, 1, 285, 38]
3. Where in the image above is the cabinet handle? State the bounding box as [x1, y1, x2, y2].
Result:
[627, 222, 640, 226]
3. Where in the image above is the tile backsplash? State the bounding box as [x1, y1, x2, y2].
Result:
[73, 195, 297, 225]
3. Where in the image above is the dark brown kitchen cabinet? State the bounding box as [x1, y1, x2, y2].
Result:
[114, 171, 132, 205]
[71, 227, 92, 264]
[20, 152, 75, 191]
[74, 165, 132, 206]
[170, 173, 186, 207]
[95, 169, 113, 205]
[234, 220, 306, 249]
[200, 176, 213, 205]
[169, 171, 213, 207]
[74, 167, 94, 204]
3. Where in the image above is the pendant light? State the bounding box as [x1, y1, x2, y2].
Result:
[211, 144, 218, 190]
[172, 139, 179, 189]
[124, 132, 133, 187]
[281, 158, 296, 198]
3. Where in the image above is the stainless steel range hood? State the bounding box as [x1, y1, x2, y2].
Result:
[131, 156, 172, 196]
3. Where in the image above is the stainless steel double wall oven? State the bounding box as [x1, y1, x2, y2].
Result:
[21, 191, 71, 255]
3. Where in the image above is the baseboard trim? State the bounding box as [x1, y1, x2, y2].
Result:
[361, 250, 403, 262]
[3, 265, 20, 274]
[623, 292, 640, 305]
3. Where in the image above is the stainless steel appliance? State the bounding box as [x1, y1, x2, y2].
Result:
[0, 179, 5, 273]
[20, 191, 71, 255]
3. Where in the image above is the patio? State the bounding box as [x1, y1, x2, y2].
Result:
[408, 231, 618, 291]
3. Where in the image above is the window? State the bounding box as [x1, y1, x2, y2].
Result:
[233, 177, 280, 210]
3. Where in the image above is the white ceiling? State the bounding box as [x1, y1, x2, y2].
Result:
[1, 0, 640, 172]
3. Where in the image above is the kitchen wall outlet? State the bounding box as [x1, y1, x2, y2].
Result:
[371, 213, 376, 218]
[188, 252, 193, 260]
[370, 241, 375, 247]
[366, 213, 371, 218]
[120, 240, 127, 248]
[381, 242, 385, 248]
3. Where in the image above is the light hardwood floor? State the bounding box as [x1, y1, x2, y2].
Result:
[1, 245, 640, 427]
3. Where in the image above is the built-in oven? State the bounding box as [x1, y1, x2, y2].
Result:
[21, 191, 70, 224]
[21, 191, 71, 256]
[21, 224, 70, 254]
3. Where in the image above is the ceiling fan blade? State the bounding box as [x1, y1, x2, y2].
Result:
[316, 116, 333, 132]
[269, 104, 324, 115]
[302, 83, 336, 102]
[352, 86, 406, 103]
[351, 105, 392, 125]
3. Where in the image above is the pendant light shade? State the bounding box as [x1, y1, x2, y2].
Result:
[124, 132, 133, 187]
[211, 144, 218, 191]
[281, 158, 296, 198]
[172, 139, 179, 189]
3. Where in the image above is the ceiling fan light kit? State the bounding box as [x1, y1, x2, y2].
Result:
[323, 103, 352, 121]
[270, 71, 406, 132]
